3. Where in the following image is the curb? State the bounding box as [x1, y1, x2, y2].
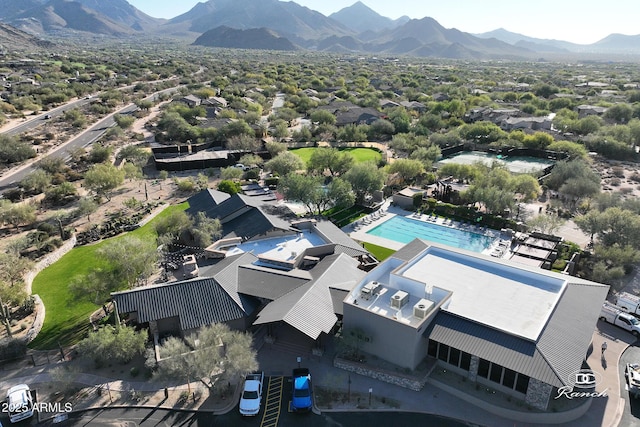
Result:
[39, 385, 241, 423]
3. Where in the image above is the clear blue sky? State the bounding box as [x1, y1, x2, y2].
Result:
[128, 0, 640, 44]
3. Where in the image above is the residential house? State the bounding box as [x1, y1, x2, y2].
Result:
[576, 105, 607, 118]
[400, 101, 427, 113]
[464, 107, 520, 124]
[342, 240, 607, 410]
[380, 99, 400, 109]
[335, 107, 381, 126]
[432, 93, 450, 102]
[501, 116, 552, 131]
[206, 96, 228, 108]
[180, 95, 202, 108]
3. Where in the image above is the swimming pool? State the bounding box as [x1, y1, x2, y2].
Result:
[367, 215, 495, 252]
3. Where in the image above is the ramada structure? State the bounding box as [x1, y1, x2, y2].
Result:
[112, 189, 608, 411]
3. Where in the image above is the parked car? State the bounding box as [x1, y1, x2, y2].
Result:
[600, 302, 640, 336]
[625, 363, 640, 398]
[291, 368, 312, 412]
[7, 384, 34, 423]
[239, 372, 264, 416]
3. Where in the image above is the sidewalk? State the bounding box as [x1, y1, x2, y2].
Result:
[561, 321, 636, 427]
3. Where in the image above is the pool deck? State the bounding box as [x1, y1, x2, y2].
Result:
[345, 201, 508, 257]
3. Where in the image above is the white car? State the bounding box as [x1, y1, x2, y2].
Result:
[7, 384, 34, 423]
[239, 372, 264, 416]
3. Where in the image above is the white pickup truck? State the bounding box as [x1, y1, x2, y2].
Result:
[600, 303, 640, 336]
[616, 292, 640, 316]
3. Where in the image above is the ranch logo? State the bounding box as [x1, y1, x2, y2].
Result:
[555, 369, 607, 399]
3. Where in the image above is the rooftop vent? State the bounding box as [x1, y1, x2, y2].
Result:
[413, 299, 434, 319]
[360, 281, 382, 300]
[390, 290, 409, 309]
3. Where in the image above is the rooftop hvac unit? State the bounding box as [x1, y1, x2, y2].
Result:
[413, 299, 434, 319]
[361, 281, 382, 300]
[390, 290, 409, 309]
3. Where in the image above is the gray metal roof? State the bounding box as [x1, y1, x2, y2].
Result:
[312, 220, 369, 255]
[237, 264, 310, 300]
[186, 189, 230, 219]
[112, 277, 249, 331]
[220, 209, 294, 241]
[329, 288, 349, 316]
[191, 192, 295, 241]
[205, 252, 260, 313]
[254, 254, 365, 339]
[428, 281, 608, 388]
[536, 282, 609, 387]
[392, 239, 430, 261]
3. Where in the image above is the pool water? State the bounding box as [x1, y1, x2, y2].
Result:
[367, 215, 495, 252]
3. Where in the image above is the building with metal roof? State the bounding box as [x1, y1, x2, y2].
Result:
[343, 239, 608, 410]
[112, 190, 373, 350]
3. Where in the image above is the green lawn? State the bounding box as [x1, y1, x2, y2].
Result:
[363, 242, 396, 262]
[290, 147, 382, 166]
[30, 202, 189, 350]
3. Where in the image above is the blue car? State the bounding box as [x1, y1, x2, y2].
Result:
[291, 368, 312, 412]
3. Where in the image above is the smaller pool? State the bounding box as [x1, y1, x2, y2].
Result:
[367, 216, 495, 252]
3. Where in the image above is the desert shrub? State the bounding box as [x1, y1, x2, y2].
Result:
[612, 166, 625, 178]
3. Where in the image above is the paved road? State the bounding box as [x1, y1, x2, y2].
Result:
[0, 103, 136, 190]
[0, 86, 183, 191]
[35, 408, 471, 427]
[3, 98, 94, 137]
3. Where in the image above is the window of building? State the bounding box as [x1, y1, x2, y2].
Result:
[428, 340, 472, 372]
[438, 343, 450, 362]
[489, 363, 503, 383]
[460, 352, 471, 371]
[478, 359, 490, 378]
[516, 373, 530, 394]
[448, 348, 461, 366]
[503, 368, 516, 389]
[428, 339, 438, 358]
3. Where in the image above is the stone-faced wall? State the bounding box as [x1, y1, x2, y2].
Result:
[468, 355, 479, 382]
[334, 357, 429, 392]
[525, 378, 552, 410]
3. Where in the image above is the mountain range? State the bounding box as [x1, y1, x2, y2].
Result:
[1, 0, 639, 59]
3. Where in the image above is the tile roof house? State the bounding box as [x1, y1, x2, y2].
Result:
[343, 239, 608, 410]
[576, 105, 608, 118]
[179, 95, 201, 108]
[501, 116, 552, 131]
[316, 101, 382, 127]
[112, 190, 371, 347]
[400, 100, 427, 113]
[379, 99, 400, 109]
[335, 107, 381, 126]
